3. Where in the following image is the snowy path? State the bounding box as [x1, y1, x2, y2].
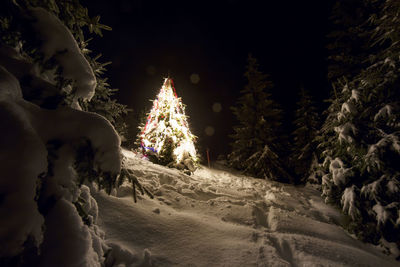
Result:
[94, 150, 398, 266]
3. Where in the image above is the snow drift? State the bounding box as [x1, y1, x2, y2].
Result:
[92, 149, 398, 266]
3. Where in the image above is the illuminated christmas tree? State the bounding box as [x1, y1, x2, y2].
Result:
[139, 78, 198, 170]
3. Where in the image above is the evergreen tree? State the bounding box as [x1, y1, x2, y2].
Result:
[291, 88, 320, 183]
[228, 54, 290, 181]
[326, 0, 374, 84]
[81, 53, 130, 136]
[315, 0, 400, 253]
[138, 78, 198, 172]
[0, 1, 150, 264]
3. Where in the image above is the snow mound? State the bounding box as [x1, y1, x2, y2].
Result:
[93, 149, 398, 266]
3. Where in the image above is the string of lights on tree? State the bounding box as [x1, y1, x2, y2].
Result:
[139, 78, 198, 166]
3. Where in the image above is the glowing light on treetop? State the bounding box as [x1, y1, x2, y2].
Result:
[139, 78, 198, 165]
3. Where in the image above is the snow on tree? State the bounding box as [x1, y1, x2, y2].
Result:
[138, 78, 198, 172]
[29, 6, 97, 107]
[0, 0, 128, 135]
[0, 1, 146, 265]
[228, 54, 290, 182]
[313, 0, 400, 255]
[290, 88, 320, 183]
[0, 46, 119, 266]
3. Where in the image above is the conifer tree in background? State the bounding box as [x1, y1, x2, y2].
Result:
[228, 54, 290, 182]
[326, 0, 374, 85]
[138, 78, 197, 172]
[314, 0, 400, 253]
[291, 88, 320, 183]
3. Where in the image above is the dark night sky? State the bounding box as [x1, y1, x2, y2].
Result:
[83, 0, 334, 159]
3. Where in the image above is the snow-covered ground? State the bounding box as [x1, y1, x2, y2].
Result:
[93, 149, 398, 266]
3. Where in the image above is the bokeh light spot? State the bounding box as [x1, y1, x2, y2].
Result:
[205, 126, 215, 136]
[190, 73, 200, 84]
[212, 102, 222, 113]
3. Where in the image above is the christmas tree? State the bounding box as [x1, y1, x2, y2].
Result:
[139, 78, 197, 171]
